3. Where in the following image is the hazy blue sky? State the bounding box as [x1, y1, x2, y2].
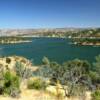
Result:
[0, 0, 100, 28]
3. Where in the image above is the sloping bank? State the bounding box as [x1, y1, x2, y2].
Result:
[0, 56, 92, 100]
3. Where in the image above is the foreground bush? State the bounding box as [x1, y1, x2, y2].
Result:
[15, 61, 32, 79]
[91, 90, 100, 100]
[6, 57, 11, 64]
[40, 59, 92, 98]
[27, 78, 47, 90]
[0, 70, 20, 97]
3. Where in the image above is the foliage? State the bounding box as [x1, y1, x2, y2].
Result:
[91, 55, 100, 87]
[40, 58, 92, 97]
[42, 56, 50, 65]
[27, 78, 47, 90]
[0, 53, 100, 99]
[62, 59, 92, 97]
[93, 55, 100, 75]
[0, 70, 20, 97]
[15, 61, 32, 79]
[91, 89, 100, 100]
[89, 71, 100, 86]
[6, 57, 11, 64]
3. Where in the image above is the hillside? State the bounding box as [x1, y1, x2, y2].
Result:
[0, 28, 86, 37]
[0, 28, 100, 38]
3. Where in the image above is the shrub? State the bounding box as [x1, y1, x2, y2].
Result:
[20, 58, 27, 64]
[6, 57, 11, 64]
[3, 71, 20, 97]
[0, 80, 4, 95]
[27, 78, 47, 90]
[40, 59, 92, 98]
[89, 71, 100, 85]
[15, 61, 32, 79]
[42, 57, 50, 65]
[91, 90, 100, 100]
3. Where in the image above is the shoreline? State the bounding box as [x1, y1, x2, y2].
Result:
[73, 42, 100, 46]
[0, 40, 32, 44]
[0, 36, 100, 46]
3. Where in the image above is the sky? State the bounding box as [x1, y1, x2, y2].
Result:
[0, 0, 100, 28]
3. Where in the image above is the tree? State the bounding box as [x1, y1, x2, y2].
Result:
[93, 55, 100, 76]
[62, 59, 91, 97]
[40, 58, 92, 98]
[14, 61, 32, 80]
[92, 55, 100, 88]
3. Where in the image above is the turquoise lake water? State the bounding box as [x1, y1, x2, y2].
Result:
[0, 38, 100, 65]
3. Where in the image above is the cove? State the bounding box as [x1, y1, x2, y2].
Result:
[0, 37, 100, 65]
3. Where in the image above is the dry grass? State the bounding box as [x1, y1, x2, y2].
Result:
[0, 89, 91, 100]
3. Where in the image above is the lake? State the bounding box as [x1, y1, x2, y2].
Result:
[0, 37, 100, 65]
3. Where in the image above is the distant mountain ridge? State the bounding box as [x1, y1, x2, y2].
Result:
[0, 28, 84, 36]
[0, 28, 99, 36]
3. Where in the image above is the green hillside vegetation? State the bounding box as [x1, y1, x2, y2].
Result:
[38, 56, 100, 99]
[0, 55, 100, 99]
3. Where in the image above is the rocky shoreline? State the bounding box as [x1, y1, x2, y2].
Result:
[74, 42, 100, 46]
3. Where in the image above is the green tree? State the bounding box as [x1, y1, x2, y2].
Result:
[92, 55, 100, 88]
[91, 89, 100, 100]
[93, 55, 100, 76]
[40, 58, 92, 98]
[62, 59, 91, 97]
